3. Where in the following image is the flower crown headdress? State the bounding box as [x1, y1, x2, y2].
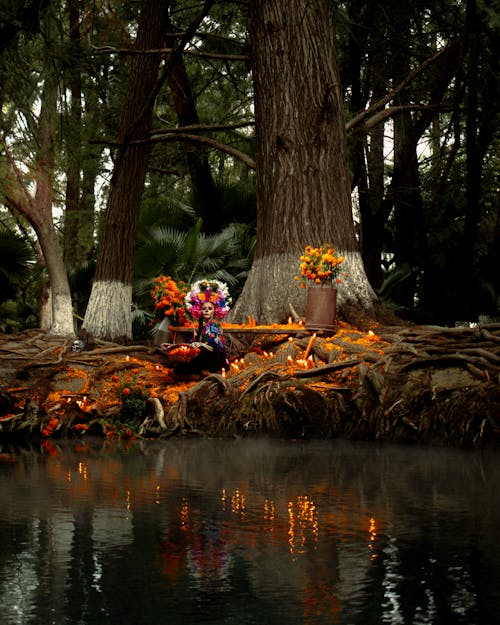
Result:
[185, 279, 231, 319]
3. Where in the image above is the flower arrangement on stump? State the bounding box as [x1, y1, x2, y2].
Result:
[150, 275, 189, 326]
[295, 244, 344, 332]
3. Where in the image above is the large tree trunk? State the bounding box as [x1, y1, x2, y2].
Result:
[462, 0, 481, 320]
[82, 1, 170, 342]
[33, 73, 75, 336]
[165, 13, 219, 233]
[63, 0, 95, 267]
[2, 37, 75, 336]
[230, 0, 378, 326]
[351, 1, 389, 292]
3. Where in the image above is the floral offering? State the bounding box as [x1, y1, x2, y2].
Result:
[295, 244, 344, 287]
[151, 275, 189, 325]
[185, 279, 231, 319]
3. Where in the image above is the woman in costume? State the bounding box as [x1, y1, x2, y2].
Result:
[162, 279, 230, 376]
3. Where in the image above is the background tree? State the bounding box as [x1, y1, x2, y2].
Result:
[1, 0, 499, 339]
[82, 0, 218, 342]
[0, 2, 74, 335]
[82, 1, 173, 341]
[230, 0, 379, 325]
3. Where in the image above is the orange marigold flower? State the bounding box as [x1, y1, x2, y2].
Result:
[296, 244, 345, 287]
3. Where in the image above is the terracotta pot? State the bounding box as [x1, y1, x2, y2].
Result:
[305, 283, 337, 332]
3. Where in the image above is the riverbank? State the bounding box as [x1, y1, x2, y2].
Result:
[1, 322, 499, 448]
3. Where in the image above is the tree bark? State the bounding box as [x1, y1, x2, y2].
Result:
[164, 12, 219, 233]
[83, 1, 170, 342]
[1, 32, 75, 337]
[62, 0, 82, 267]
[230, 0, 378, 326]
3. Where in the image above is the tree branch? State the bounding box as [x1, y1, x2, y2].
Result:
[346, 45, 453, 133]
[91, 44, 249, 62]
[0, 140, 34, 218]
[348, 103, 448, 135]
[139, 132, 256, 169]
[152, 121, 254, 133]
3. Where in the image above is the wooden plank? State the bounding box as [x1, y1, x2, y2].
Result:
[169, 326, 308, 335]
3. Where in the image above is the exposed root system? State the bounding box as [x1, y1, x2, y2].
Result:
[0, 322, 499, 448]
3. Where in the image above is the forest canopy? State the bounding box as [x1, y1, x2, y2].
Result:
[0, 0, 499, 340]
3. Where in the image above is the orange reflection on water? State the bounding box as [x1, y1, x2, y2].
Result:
[263, 498, 275, 532]
[180, 499, 189, 531]
[231, 488, 246, 517]
[368, 516, 379, 560]
[220, 487, 227, 510]
[78, 461, 87, 480]
[288, 495, 318, 554]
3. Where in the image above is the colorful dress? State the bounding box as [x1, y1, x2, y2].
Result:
[197, 321, 226, 355]
[192, 320, 229, 372]
[171, 320, 228, 375]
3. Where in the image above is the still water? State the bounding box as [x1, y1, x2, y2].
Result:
[0, 437, 499, 625]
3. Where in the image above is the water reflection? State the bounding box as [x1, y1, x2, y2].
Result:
[0, 437, 499, 625]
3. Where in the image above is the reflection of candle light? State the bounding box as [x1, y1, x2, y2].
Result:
[180, 499, 189, 531]
[288, 501, 297, 552]
[126, 490, 131, 511]
[264, 499, 275, 529]
[231, 489, 246, 516]
[156, 485, 160, 505]
[288, 495, 318, 554]
[78, 462, 87, 480]
[368, 517, 378, 560]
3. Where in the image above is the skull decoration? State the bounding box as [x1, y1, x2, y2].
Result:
[72, 340, 84, 353]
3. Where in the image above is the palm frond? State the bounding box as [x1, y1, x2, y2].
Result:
[0, 227, 35, 286]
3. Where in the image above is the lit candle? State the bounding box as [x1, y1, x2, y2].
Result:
[304, 332, 316, 359]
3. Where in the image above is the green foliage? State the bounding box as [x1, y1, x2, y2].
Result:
[118, 378, 150, 422]
[0, 226, 34, 291]
[1, 0, 499, 331]
[0, 225, 38, 331]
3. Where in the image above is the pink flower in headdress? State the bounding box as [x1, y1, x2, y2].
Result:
[185, 279, 232, 319]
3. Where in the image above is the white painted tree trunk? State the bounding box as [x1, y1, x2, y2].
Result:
[39, 289, 51, 332]
[50, 293, 75, 336]
[82, 2, 171, 342]
[83, 281, 133, 342]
